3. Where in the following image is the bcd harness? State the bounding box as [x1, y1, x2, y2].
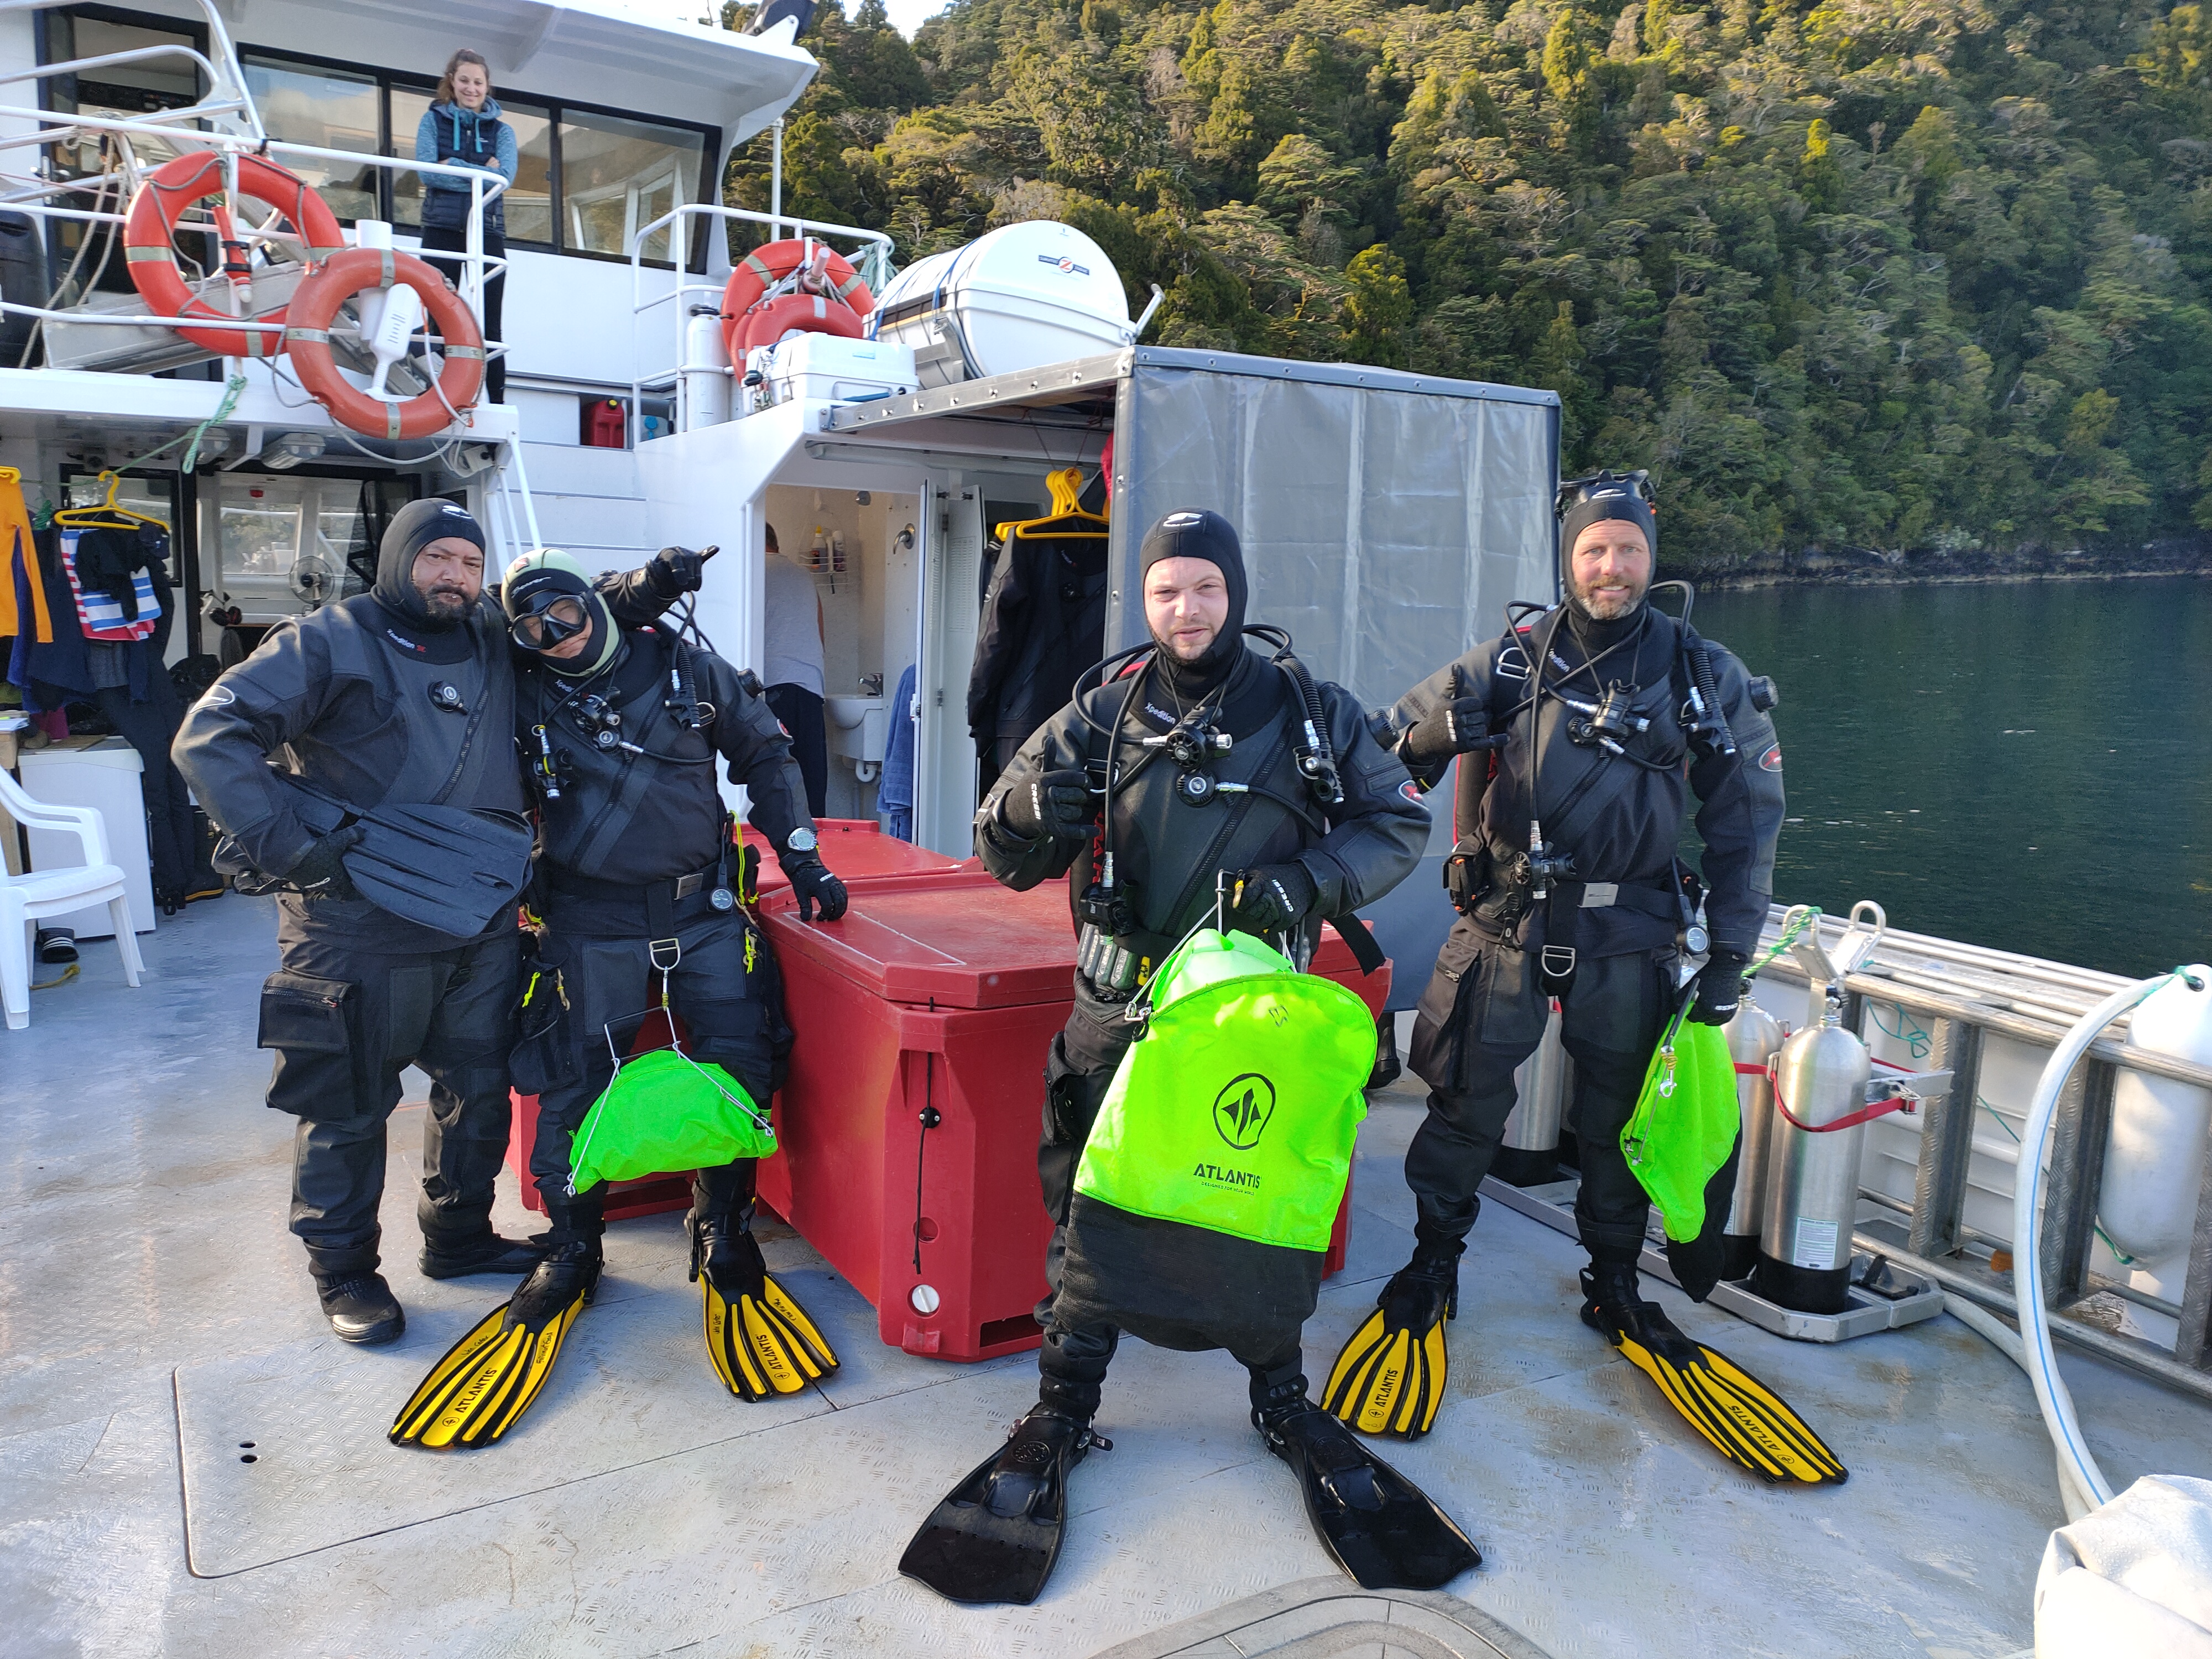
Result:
[1067, 625, 1385, 995]
[1439, 602, 1772, 997]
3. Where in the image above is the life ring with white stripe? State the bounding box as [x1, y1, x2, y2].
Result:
[283, 248, 484, 441]
[123, 152, 345, 357]
[736, 291, 867, 358]
[719, 237, 872, 361]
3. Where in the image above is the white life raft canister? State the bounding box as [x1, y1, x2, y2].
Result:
[869, 220, 1132, 389]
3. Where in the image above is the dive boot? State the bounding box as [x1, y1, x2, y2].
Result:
[418, 1229, 550, 1280]
[1255, 1383, 1480, 1590]
[389, 1238, 599, 1450]
[688, 1211, 839, 1400]
[1322, 1234, 1461, 1439]
[319, 1274, 404, 1345]
[1579, 1262, 1846, 1485]
[900, 1405, 1112, 1605]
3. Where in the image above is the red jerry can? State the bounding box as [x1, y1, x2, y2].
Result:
[581, 398, 627, 448]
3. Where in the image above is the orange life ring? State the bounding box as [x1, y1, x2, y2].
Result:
[719, 237, 873, 361]
[737, 291, 867, 358]
[283, 247, 484, 441]
[123, 152, 345, 357]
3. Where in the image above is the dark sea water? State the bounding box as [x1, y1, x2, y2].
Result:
[1691, 577, 2212, 980]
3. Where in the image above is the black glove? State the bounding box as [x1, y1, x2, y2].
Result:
[1225, 862, 1318, 937]
[1000, 768, 1096, 845]
[1688, 949, 1750, 1025]
[646, 544, 715, 598]
[786, 857, 847, 923]
[1663, 1133, 1744, 1302]
[286, 824, 364, 900]
[1400, 695, 1494, 768]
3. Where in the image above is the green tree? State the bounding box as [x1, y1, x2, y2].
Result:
[1342, 243, 1412, 367]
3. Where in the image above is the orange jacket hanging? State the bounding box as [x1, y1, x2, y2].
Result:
[0, 474, 54, 644]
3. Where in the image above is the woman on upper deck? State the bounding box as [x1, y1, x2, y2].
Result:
[414, 49, 514, 403]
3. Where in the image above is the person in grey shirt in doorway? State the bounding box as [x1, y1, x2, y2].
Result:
[761, 523, 828, 818]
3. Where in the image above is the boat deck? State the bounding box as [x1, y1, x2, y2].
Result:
[6, 897, 2210, 1657]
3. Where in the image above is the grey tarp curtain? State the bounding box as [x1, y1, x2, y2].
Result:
[1108, 352, 1561, 1008]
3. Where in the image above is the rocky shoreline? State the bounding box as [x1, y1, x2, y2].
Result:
[1693, 564, 2211, 591]
[1670, 542, 2211, 591]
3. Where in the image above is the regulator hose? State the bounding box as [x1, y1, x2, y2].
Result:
[2010, 966, 2206, 1512]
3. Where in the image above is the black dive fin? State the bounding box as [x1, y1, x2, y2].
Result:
[899, 1407, 1109, 1605]
[1263, 1402, 1480, 1590]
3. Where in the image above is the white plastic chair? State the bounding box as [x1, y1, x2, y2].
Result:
[0, 764, 143, 1030]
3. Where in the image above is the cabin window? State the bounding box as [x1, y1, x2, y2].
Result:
[230, 48, 717, 270]
[239, 58, 382, 225]
[554, 112, 705, 265]
[36, 6, 210, 294]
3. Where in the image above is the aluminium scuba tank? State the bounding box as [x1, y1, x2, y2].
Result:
[1719, 995, 1786, 1280]
[682, 305, 732, 428]
[1495, 999, 1570, 1186]
[1753, 1001, 1872, 1315]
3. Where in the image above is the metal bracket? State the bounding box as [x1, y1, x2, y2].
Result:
[1479, 1175, 1947, 1343]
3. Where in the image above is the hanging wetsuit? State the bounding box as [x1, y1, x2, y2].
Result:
[967, 525, 1110, 770]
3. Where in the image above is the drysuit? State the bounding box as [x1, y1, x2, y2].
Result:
[1387, 523, 1784, 1287]
[967, 525, 1109, 770]
[975, 509, 1429, 1419]
[504, 550, 847, 1259]
[171, 501, 674, 1301]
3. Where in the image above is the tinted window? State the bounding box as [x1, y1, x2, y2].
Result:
[556, 110, 702, 263]
[243, 58, 380, 224]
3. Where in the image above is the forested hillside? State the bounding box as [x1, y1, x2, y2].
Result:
[726, 2, 2212, 573]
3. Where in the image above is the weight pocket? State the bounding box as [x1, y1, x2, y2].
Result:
[1406, 923, 1484, 1093]
[509, 964, 580, 1096]
[257, 971, 357, 1053]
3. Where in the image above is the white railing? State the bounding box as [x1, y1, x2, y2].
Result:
[628, 200, 895, 437]
[0, 0, 506, 379]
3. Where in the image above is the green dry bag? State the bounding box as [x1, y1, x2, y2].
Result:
[1073, 928, 1376, 1251]
[1620, 992, 1740, 1243]
[567, 1047, 776, 1195]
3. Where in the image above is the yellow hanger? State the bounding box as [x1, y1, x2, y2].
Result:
[995, 464, 1108, 544]
[54, 469, 170, 533]
[0, 466, 20, 485]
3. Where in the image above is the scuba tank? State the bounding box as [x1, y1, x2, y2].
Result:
[1494, 1000, 1570, 1186]
[1719, 995, 1786, 1280]
[1752, 904, 1885, 1315]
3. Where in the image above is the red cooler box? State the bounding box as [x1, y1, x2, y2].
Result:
[751, 817, 962, 896]
[755, 867, 1390, 1362]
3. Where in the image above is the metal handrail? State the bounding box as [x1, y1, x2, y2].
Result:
[0, 0, 262, 142]
[0, 146, 511, 362]
[628, 200, 895, 437]
[1751, 907, 2212, 1383]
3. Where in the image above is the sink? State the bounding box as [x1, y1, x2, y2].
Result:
[824, 694, 888, 774]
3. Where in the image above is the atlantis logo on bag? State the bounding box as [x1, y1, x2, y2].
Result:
[1192, 1160, 1260, 1189]
[1213, 1072, 1275, 1149]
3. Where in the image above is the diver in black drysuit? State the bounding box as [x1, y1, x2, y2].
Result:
[1329, 471, 1785, 1438]
[924, 509, 1437, 1601]
[172, 501, 690, 1345]
[500, 550, 847, 1370]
